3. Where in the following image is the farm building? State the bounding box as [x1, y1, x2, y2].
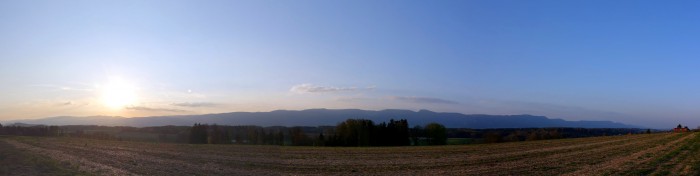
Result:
[673, 124, 690, 133]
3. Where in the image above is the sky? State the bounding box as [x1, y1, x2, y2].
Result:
[1, 0, 699, 128]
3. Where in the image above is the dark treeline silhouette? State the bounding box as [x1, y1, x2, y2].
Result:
[424, 123, 447, 145]
[185, 119, 441, 146]
[57, 125, 190, 142]
[0, 123, 60, 136]
[187, 119, 446, 146]
[188, 124, 299, 145]
[0, 122, 654, 146]
[447, 128, 647, 144]
[324, 119, 412, 146]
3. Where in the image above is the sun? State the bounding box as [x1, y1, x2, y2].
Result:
[100, 78, 137, 109]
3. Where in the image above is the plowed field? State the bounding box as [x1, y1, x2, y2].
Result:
[2, 132, 700, 175]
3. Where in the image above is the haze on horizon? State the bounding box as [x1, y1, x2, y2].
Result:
[1, 1, 699, 129]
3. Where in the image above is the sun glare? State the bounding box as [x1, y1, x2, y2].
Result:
[100, 78, 137, 109]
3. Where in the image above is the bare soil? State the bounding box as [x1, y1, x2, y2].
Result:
[2, 132, 698, 175]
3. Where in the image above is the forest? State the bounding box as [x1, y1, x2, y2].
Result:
[0, 120, 649, 146]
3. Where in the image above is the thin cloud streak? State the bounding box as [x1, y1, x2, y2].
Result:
[335, 97, 376, 102]
[29, 84, 94, 92]
[56, 101, 73, 106]
[390, 96, 459, 104]
[125, 106, 187, 112]
[171, 102, 219, 107]
[290, 84, 374, 94]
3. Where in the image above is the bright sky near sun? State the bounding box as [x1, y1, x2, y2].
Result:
[1, 0, 699, 128]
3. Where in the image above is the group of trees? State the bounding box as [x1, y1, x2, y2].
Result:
[323, 119, 447, 146]
[481, 129, 563, 143]
[409, 123, 447, 145]
[194, 124, 277, 145]
[0, 123, 61, 136]
[189, 124, 293, 145]
[423, 123, 447, 145]
[189, 123, 218, 144]
[447, 128, 646, 144]
[1, 121, 658, 146]
[185, 124, 656, 146]
[186, 119, 448, 147]
[324, 119, 409, 146]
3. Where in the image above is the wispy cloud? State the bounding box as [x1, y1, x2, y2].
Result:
[290, 84, 374, 94]
[390, 96, 459, 104]
[125, 106, 187, 112]
[56, 101, 74, 106]
[171, 102, 219, 107]
[49, 100, 89, 108]
[29, 84, 94, 92]
[335, 97, 376, 102]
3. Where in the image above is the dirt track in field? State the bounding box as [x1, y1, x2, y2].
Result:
[2, 133, 699, 175]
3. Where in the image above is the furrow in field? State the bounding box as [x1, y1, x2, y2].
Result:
[275, 134, 663, 174]
[276, 134, 674, 175]
[564, 133, 694, 175]
[667, 150, 693, 175]
[669, 136, 700, 176]
[280, 133, 650, 163]
[603, 133, 693, 175]
[12, 137, 282, 175]
[647, 133, 700, 176]
[286, 133, 663, 168]
[453, 134, 651, 156]
[282, 133, 652, 167]
[5, 133, 694, 176]
[29, 133, 649, 173]
[461, 133, 677, 175]
[2, 139, 136, 175]
[20, 135, 629, 174]
[48, 140, 280, 166]
[32, 140, 283, 175]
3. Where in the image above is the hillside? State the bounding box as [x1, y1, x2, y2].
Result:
[3, 109, 639, 128]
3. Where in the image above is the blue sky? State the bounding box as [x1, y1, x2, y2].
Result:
[1, 0, 699, 128]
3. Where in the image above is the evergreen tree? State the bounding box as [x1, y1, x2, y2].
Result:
[329, 118, 411, 147]
[317, 133, 325, 146]
[277, 131, 284, 146]
[189, 123, 208, 144]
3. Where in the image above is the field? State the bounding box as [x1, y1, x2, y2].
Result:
[2, 132, 700, 175]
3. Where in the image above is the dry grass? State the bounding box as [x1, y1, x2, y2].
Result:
[1, 132, 698, 175]
[0, 137, 88, 176]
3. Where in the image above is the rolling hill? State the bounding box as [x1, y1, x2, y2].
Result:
[2, 109, 639, 128]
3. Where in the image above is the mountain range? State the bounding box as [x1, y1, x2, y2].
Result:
[2, 109, 640, 129]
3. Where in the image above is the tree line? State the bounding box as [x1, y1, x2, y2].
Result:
[447, 128, 648, 144]
[323, 119, 411, 146]
[189, 124, 292, 145]
[2, 121, 650, 146]
[188, 119, 448, 146]
[0, 120, 448, 146]
[0, 123, 61, 136]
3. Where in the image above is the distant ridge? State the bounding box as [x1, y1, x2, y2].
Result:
[2, 109, 640, 129]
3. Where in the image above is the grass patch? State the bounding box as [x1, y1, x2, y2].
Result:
[0, 137, 87, 176]
[446, 138, 474, 145]
[624, 133, 700, 175]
